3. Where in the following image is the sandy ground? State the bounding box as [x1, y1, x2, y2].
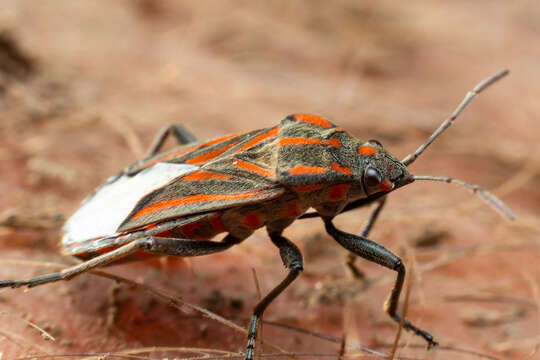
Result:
[0, 1, 539, 359]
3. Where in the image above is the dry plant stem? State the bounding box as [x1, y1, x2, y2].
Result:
[1, 311, 56, 341]
[104, 115, 144, 158]
[338, 306, 352, 359]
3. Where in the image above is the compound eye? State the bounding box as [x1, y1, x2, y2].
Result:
[367, 139, 382, 147]
[364, 167, 382, 191]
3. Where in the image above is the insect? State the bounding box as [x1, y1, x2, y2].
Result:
[1, 70, 513, 359]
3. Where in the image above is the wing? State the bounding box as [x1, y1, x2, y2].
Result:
[62, 162, 199, 248]
[117, 125, 284, 230]
[126, 126, 275, 175]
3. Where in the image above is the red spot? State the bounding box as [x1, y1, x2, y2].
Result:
[293, 114, 333, 128]
[358, 145, 377, 155]
[180, 222, 201, 237]
[378, 179, 394, 192]
[291, 184, 324, 192]
[243, 213, 262, 229]
[329, 184, 349, 201]
[285, 202, 300, 218]
[155, 230, 174, 237]
[289, 164, 328, 175]
[331, 162, 352, 175]
[209, 214, 225, 233]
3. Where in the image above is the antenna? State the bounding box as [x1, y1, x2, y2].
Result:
[402, 69, 509, 166]
[412, 175, 515, 220]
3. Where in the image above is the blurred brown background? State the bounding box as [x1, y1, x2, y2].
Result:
[0, 1, 539, 359]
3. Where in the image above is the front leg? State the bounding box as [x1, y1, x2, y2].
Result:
[323, 218, 438, 348]
[346, 196, 386, 280]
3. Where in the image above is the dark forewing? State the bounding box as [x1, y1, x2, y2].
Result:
[119, 125, 283, 230]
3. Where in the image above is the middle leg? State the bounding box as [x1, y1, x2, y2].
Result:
[1, 234, 243, 289]
[245, 232, 303, 360]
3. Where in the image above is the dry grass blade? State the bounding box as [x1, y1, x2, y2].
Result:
[0, 311, 56, 341]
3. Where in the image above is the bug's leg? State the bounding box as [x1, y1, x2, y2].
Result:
[245, 233, 303, 360]
[0, 235, 243, 289]
[146, 124, 197, 157]
[346, 196, 386, 281]
[323, 218, 438, 348]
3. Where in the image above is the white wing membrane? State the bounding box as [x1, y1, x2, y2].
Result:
[62, 163, 198, 246]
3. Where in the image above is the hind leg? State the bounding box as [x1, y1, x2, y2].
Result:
[1, 234, 243, 289]
[146, 124, 197, 157]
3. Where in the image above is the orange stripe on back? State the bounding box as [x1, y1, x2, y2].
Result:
[288, 164, 328, 175]
[185, 142, 237, 164]
[331, 162, 352, 175]
[139, 131, 248, 170]
[279, 138, 341, 147]
[144, 143, 201, 169]
[132, 191, 262, 219]
[202, 132, 246, 147]
[237, 126, 279, 152]
[293, 114, 333, 128]
[358, 145, 377, 155]
[182, 171, 232, 181]
[235, 160, 274, 178]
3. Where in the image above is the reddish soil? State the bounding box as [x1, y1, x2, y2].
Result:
[1, 1, 539, 359]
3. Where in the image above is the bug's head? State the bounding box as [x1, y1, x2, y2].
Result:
[365, 69, 514, 220]
[358, 140, 413, 197]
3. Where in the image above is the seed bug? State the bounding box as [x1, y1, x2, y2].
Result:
[1, 70, 513, 359]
